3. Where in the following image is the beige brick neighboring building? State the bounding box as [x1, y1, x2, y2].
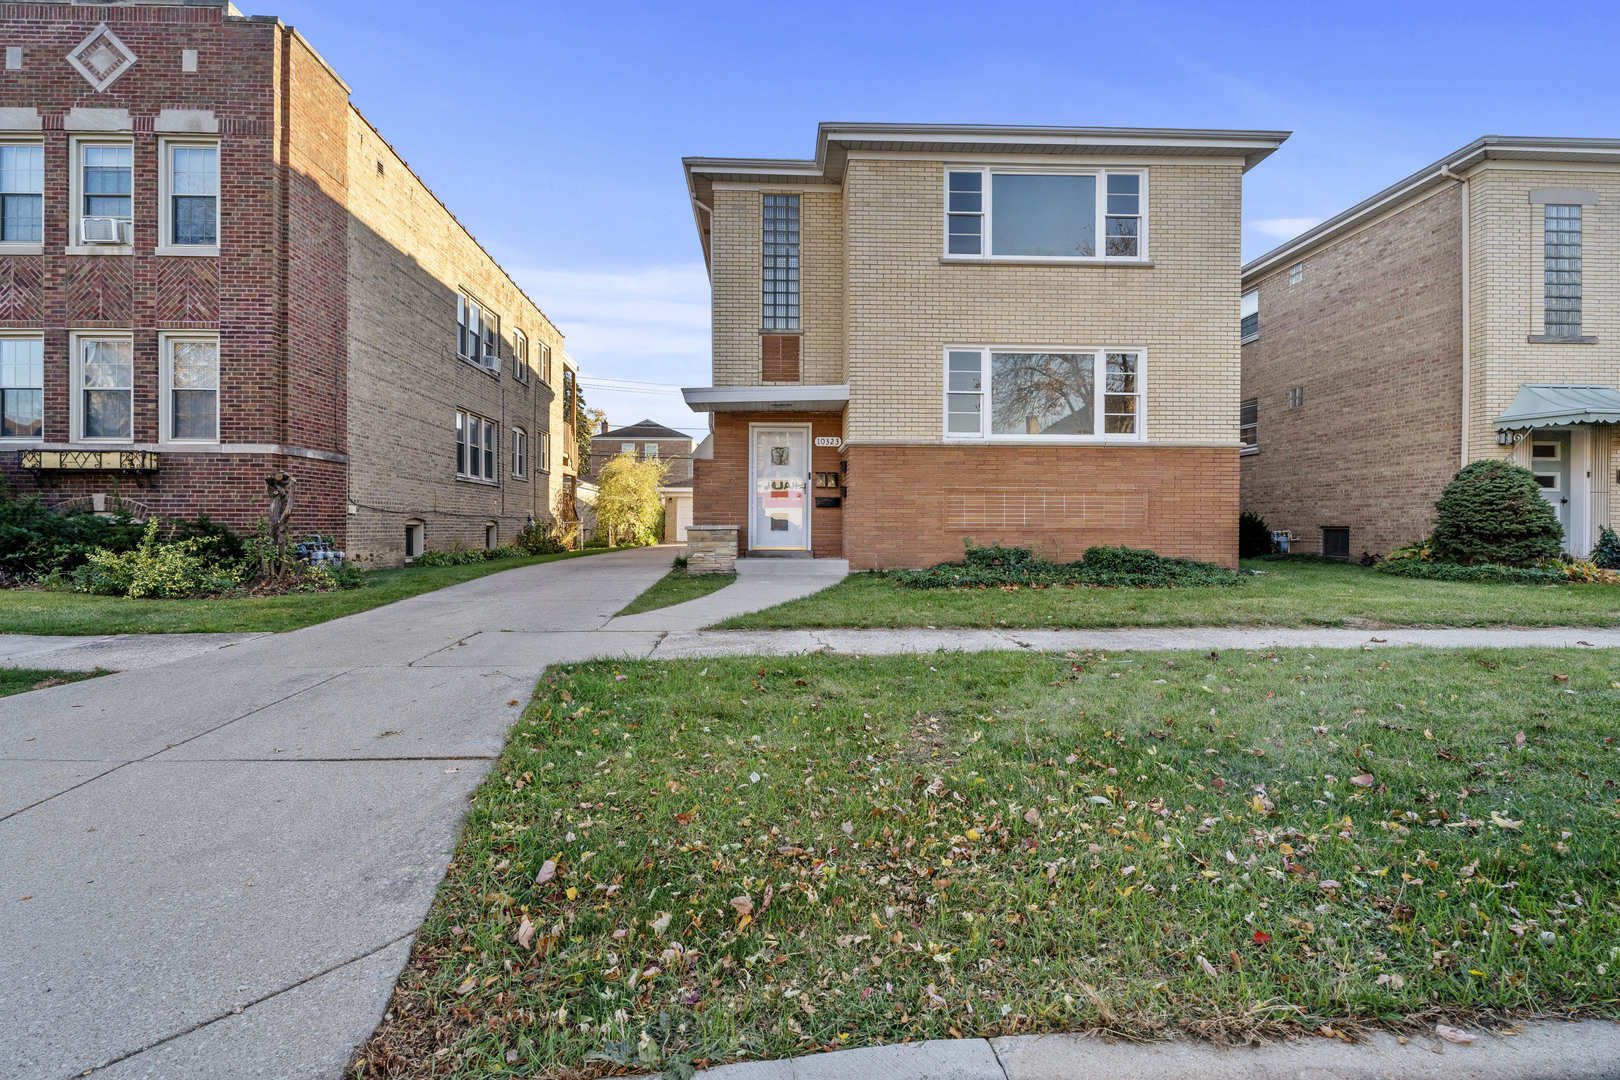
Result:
[1240, 137, 1620, 560]
[682, 123, 1288, 570]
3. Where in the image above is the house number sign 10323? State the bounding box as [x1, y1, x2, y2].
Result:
[813, 436, 842, 448]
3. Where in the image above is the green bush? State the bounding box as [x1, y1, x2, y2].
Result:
[1238, 510, 1272, 559]
[1430, 461, 1563, 566]
[1374, 559, 1561, 585]
[1594, 526, 1620, 571]
[516, 519, 572, 555]
[413, 544, 525, 567]
[0, 489, 145, 579]
[71, 518, 241, 598]
[890, 540, 1244, 589]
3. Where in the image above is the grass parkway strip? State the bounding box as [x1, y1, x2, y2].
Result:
[353, 646, 1620, 1078]
[718, 559, 1620, 631]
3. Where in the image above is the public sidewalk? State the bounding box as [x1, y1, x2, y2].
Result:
[603, 556, 850, 632]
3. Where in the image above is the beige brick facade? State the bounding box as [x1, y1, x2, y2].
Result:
[1241, 142, 1620, 558]
[685, 125, 1287, 569]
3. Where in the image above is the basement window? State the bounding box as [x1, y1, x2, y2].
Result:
[1321, 527, 1350, 560]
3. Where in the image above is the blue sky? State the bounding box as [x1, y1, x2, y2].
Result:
[261, 0, 1620, 436]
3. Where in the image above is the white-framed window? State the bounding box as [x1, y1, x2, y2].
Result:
[404, 520, 424, 558]
[512, 427, 527, 478]
[0, 143, 44, 247]
[456, 409, 497, 482]
[1240, 289, 1259, 343]
[0, 334, 43, 440]
[1287, 261, 1304, 286]
[621, 441, 636, 456]
[73, 139, 133, 247]
[160, 333, 220, 442]
[456, 293, 500, 372]
[644, 442, 659, 459]
[72, 333, 134, 441]
[485, 521, 498, 549]
[943, 347, 1145, 440]
[762, 194, 799, 329]
[512, 329, 529, 383]
[1240, 398, 1258, 454]
[158, 139, 219, 254]
[539, 341, 552, 385]
[944, 167, 1148, 261]
[1289, 386, 1304, 408]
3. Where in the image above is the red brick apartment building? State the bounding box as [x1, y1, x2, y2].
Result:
[0, 0, 580, 565]
[681, 123, 1288, 569]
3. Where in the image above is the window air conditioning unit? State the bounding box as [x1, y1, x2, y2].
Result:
[81, 217, 126, 244]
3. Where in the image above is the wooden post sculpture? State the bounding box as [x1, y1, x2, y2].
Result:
[264, 471, 296, 576]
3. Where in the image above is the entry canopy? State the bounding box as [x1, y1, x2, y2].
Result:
[1494, 384, 1620, 429]
[682, 384, 850, 413]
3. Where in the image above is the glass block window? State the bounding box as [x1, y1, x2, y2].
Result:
[762, 194, 799, 330]
[0, 146, 43, 244]
[0, 337, 42, 438]
[1544, 205, 1582, 339]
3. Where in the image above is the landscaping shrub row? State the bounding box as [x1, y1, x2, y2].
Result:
[891, 541, 1245, 589]
[1374, 559, 1562, 584]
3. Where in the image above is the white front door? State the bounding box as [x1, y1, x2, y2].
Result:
[751, 425, 809, 550]
[1530, 432, 1571, 549]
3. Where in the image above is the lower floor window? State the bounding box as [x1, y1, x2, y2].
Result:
[485, 521, 498, 549]
[456, 410, 497, 481]
[405, 521, 424, 558]
[79, 336, 134, 440]
[512, 427, 527, 478]
[1321, 526, 1350, 560]
[945, 347, 1143, 438]
[0, 336, 42, 439]
[165, 335, 219, 441]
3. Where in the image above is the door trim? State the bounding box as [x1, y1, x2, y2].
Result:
[747, 421, 812, 552]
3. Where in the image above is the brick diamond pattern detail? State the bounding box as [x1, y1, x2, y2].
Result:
[67, 24, 137, 92]
[67, 257, 133, 325]
[0, 258, 43, 323]
[157, 259, 220, 326]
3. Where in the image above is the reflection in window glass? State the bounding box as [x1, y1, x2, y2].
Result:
[171, 145, 218, 245]
[84, 146, 133, 219]
[170, 339, 219, 440]
[0, 337, 42, 438]
[991, 175, 1095, 257]
[0, 146, 43, 243]
[990, 352, 1094, 435]
[82, 338, 133, 439]
[1104, 174, 1140, 257]
[1104, 353, 1139, 433]
[946, 350, 982, 433]
[947, 171, 983, 255]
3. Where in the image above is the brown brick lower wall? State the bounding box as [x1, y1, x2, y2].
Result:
[0, 452, 347, 544]
[843, 444, 1239, 570]
[692, 411, 846, 558]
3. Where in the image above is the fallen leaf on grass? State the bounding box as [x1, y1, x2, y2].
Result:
[1197, 954, 1219, 977]
[516, 916, 536, 950]
[649, 911, 672, 935]
[1252, 931, 1272, 945]
[923, 983, 948, 1010]
[1435, 1024, 1475, 1044]
[729, 895, 754, 918]
[1350, 774, 1375, 787]
[1515, 731, 1526, 748]
[1490, 811, 1523, 830]
[1376, 972, 1405, 989]
[1023, 807, 1042, 826]
[534, 860, 556, 886]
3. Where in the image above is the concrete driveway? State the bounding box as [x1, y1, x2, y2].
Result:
[0, 546, 676, 1080]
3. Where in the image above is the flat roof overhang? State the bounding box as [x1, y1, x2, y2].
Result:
[682, 385, 850, 413]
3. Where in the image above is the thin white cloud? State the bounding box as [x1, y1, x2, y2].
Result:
[1248, 216, 1324, 241]
[505, 261, 713, 434]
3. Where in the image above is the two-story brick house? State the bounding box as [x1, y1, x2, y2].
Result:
[1239, 136, 1619, 559]
[682, 123, 1288, 569]
[0, 0, 580, 566]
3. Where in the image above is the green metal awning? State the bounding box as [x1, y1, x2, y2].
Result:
[1493, 384, 1620, 429]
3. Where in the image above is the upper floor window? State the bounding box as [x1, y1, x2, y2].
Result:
[166, 143, 219, 247]
[621, 441, 636, 457]
[456, 409, 497, 482]
[1240, 398, 1258, 453]
[79, 143, 131, 245]
[762, 194, 799, 330]
[539, 429, 551, 473]
[644, 443, 659, 460]
[163, 334, 219, 442]
[513, 329, 529, 383]
[539, 341, 552, 385]
[457, 294, 499, 372]
[1287, 261, 1304, 286]
[944, 168, 1147, 261]
[1240, 289, 1259, 343]
[1544, 205, 1582, 340]
[562, 368, 575, 426]
[944, 347, 1144, 439]
[0, 145, 43, 244]
[76, 335, 133, 441]
[0, 336, 43, 439]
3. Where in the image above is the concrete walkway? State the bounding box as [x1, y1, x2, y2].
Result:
[602, 555, 849, 632]
[4, 552, 1617, 1080]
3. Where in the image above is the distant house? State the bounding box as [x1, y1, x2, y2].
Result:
[681, 122, 1289, 568]
[588, 419, 696, 542]
[1240, 136, 1619, 559]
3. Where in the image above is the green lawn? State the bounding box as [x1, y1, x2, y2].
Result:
[0, 667, 105, 697]
[719, 559, 1620, 630]
[0, 549, 610, 636]
[355, 647, 1620, 1078]
[617, 566, 737, 617]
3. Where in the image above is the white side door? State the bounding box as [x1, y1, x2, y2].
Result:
[751, 426, 809, 550]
